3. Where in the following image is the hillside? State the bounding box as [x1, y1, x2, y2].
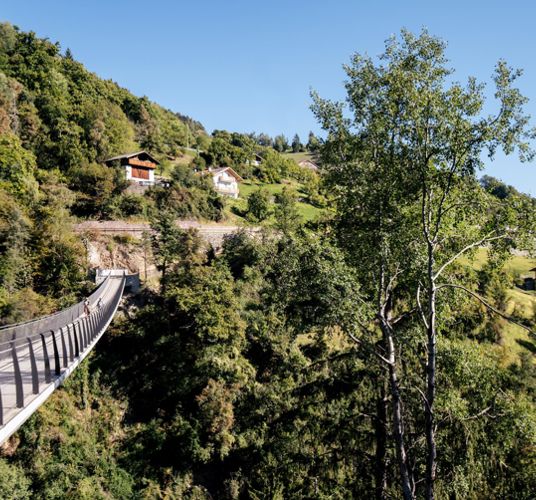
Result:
[0, 23, 206, 169]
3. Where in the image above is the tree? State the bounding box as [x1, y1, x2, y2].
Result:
[273, 134, 288, 153]
[273, 187, 300, 232]
[291, 133, 302, 153]
[151, 210, 202, 293]
[312, 28, 535, 499]
[256, 132, 273, 147]
[67, 162, 117, 218]
[246, 189, 271, 222]
[306, 131, 320, 152]
[256, 149, 297, 183]
[0, 133, 38, 203]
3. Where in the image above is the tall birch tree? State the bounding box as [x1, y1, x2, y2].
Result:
[312, 29, 535, 499]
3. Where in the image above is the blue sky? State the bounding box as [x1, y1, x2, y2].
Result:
[2, 0, 536, 194]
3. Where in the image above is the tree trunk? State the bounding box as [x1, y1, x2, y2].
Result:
[374, 381, 388, 500]
[381, 320, 414, 500]
[425, 243, 437, 500]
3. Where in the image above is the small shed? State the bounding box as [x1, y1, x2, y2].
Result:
[104, 151, 160, 184]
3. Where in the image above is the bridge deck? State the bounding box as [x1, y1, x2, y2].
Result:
[0, 275, 125, 444]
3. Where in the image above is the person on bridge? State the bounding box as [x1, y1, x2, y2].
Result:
[84, 298, 91, 316]
[97, 297, 103, 310]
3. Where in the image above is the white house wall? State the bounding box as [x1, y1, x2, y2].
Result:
[213, 173, 239, 198]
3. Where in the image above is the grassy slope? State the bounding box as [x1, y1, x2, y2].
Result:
[283, 152, 318, 164]
[156, 150, 197, 179]
[226, 179, 324, 223]
[462, 248, 535, 365]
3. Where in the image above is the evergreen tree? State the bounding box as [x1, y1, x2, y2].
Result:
[291, 133, 301, 153]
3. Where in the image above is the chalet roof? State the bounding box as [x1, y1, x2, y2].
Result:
[208, 166, 243, 182]
[104, 151, 160, 165]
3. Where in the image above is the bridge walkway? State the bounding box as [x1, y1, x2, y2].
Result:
[0, 273, 125, 444]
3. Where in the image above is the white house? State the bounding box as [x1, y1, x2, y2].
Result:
[208, 167, 243, 198]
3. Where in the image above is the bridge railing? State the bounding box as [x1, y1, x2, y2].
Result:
[0, 275, 125, 428]
[0, 276, 114, 343]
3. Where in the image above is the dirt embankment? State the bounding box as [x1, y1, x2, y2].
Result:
[85, 233, 156, 279]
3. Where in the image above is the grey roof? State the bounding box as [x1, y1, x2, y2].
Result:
[207, 166, 243, 181]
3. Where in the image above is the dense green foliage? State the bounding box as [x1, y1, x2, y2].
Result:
[2, 221, 533, 498]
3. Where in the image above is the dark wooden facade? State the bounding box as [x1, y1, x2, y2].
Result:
[104, 151, 159, 183]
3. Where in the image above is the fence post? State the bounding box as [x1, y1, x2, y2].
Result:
[88, 315, 94, 342]
[27, 337, 39, 394]
[77, 320, 84, 352]
[11, 342, 24, 408]
[40, 333, 51, 384]
[83, 317, 89, 348]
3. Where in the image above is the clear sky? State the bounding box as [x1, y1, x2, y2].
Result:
[2, 0, 536, 194]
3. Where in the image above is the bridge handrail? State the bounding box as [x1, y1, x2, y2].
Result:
[0, 275, 126, 436]
[0, 276, 114, 344]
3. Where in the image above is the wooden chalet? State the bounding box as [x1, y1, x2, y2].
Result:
[104, 151, 160, 184]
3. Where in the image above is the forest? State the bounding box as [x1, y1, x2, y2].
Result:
[0, 23, 535, 499]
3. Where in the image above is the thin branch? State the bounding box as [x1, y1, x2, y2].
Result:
[436, 283, 535, 335]
[415, 386, 433, 416]
[347, 330, 394, 366]
[463, 406, 492, 421]
[392, 308, 417, 325]
[432, 158, 458, 241]
[433, 233, 507, 281]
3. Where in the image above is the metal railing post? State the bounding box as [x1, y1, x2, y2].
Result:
[40, 333, 51, 384]
[67, 324, 75, 362]
[11, 342, 24, 408]
[50, 330, 61, 376]
[80, 318, 87, 350]
[27, 337, 39, 394]
[60, 327, 68, 367]
[83, 317, 89, 348]
[90, 314, 96, 341]
[73, 322, 80, 358]
[77, 320, 84, 352]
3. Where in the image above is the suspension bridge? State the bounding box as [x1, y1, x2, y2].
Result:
[0, 271, 126, 445]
